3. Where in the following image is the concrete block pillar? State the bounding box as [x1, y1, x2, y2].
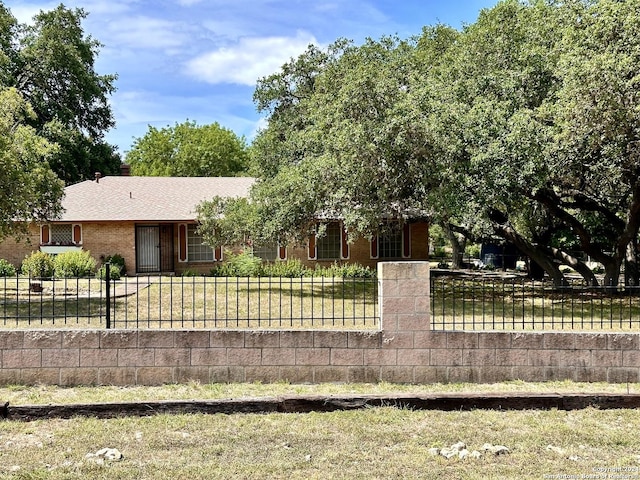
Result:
[378, 262, 430, 334]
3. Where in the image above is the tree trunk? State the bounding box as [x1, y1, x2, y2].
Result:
[550, 248, 598, 286]
[625, 239, 639, 287]
[488, 209, 568, 287]
[603, 261, 621, 288]
[444, 223, 466, 269]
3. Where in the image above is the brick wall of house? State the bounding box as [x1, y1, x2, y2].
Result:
[286, 221, 430, 270]
[0, 226, 40, 269]
[82, 222, 137, 273]
[1, 262, 639, 386]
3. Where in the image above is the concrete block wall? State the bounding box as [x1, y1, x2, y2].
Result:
[1, 262, 639, 386]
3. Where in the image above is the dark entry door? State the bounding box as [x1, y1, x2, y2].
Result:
[136, 225, 159, 273]
[136, 225, 174, 273]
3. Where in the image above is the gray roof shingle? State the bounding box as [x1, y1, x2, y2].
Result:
[59, 176, 255, 222]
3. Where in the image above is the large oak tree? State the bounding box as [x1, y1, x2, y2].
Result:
[0, 3, 119, 184]
[202, 0, 640, 287]
[0, 87, 63, 239]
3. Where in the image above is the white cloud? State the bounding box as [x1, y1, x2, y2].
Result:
[10, 4, 51, 24]
[185, 31, 318, 86]
[105, 16, 193, 50]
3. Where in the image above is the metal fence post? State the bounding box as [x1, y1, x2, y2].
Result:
[105, 263, 111, 329]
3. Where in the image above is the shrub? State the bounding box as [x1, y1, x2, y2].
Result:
[0, 259, 16, 277]
[210, 255, 378, 279]
[465, 243, 481, 258]
[181, 268, 198, 277]
[210, 250, 263, 277]
[98, 263, 121, 280]
[104, 254, 127, 276]
[261, 259, 308, 278]
[313, 262, 376, 278]
[53, 250, 97, 278]
[21, 251, 55, 278]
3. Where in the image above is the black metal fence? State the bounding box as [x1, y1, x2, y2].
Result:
[0, 274, 379, 330]
[8, 270, 640, 332]
[431, 274, 640, 331]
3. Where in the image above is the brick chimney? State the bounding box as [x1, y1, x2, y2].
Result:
[120, 164, 131, 176]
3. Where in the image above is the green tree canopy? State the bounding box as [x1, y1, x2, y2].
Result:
[202, 0, 640, 287]
[126, 120, 250, 177]
[424, 0, 640, 286]
[0, 87, 64, 239]
[0, 2, 119, 184]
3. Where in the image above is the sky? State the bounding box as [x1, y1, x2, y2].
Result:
[9, 0, 498, 156]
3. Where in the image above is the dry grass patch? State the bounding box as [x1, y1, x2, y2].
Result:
[3, 382, 640, 479]
[3, 406, 640, 479]
[3, 380, 640, 405]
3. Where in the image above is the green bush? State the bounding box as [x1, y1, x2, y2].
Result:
[98, 263, 121, 280]
[21, 251, 55, 278]
[210, 250, 263, 277]
[53, 250, 97, 278]
[104, 254, 127, 276]
[261, 259, 308, 278]
[181, 268, 198, 277]
[465, 243, 481, 258]
[0, 259, 16, 277]
[210, 255, 377, 279]
[313, 262, 376, 278]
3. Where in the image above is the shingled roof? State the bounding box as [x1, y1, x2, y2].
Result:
[59, 176, 255, 222]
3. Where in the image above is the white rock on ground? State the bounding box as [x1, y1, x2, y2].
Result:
[85, 447, 124, 464]
[430, 442, 508, 460]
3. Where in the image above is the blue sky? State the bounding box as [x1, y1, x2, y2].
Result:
[10, 0, 498, 156]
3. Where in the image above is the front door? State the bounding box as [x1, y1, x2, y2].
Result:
[136, 225, 160, 273]
[136, 224, 175, 274]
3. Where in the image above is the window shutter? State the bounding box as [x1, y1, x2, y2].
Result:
[72, 225, 82, 244]
[308, 233, 316, 260]
[215, 246, 223, 261]
[341, 225, 349, 259]
[278, 246, 287, 260]
[402, 224, 411, 258]
[41, 225, 50, 244]
[178, 224, 187, 262]
[370, 236, 378, 259]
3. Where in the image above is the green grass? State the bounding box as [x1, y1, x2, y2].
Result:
[3, 381, 640, 479]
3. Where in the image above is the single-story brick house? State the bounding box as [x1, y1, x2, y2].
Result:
[0, 174, 429, 275]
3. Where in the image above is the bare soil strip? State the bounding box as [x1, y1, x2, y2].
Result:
[5, 392, 640, 421]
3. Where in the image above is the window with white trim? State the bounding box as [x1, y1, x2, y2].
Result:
[317, 222, 342, 260]
[187, 224, 215, 262]
[253, 243, 279, 261]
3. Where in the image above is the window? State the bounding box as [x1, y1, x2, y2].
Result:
[253, 243, 279, 261]
[42, 224, 81, 245]
[378, 224, 403, 258]
[187, 224, 215, 262]
[317, 222, 342, 260]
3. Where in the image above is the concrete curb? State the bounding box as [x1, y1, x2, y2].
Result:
[4, 392, 640, 421]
